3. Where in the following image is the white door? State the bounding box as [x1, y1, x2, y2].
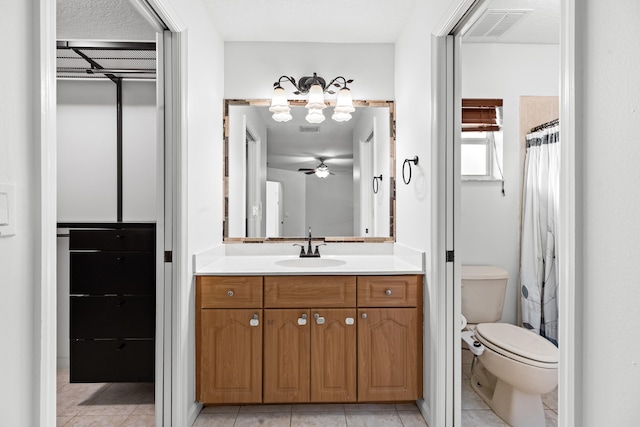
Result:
[266, 181, 283, 237]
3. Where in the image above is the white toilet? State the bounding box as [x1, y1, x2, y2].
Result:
[461, 265, 558, 427]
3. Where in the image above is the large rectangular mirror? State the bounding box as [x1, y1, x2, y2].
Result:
[223, 99, 395, 242]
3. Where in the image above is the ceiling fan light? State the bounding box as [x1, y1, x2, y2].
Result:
[315, 166, 330, 178]
[335, 87, 355, 113]
[305, 108, 325, 124]
[305, 84, 326, 110]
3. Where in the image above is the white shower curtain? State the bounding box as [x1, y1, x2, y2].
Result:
[520, 123, 559, 346]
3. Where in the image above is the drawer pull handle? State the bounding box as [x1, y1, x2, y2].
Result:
[250, 314, 259, 327]
[116, 257, 125, 262]
[361, 313, 367, 319]
[116, 300, 125, 307]
[115, 234, 124, 239]
[227, 290, 234, 297]
[116, 343, 126, 351]
[385, 289, 392, 296]
[314, 313, 325, 325]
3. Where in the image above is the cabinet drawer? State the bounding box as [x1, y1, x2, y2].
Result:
[264, 276, 356, 308]
[70, 252, 155, 295]
[357, 275, 421, 307]
[70, 228, 155, 251]
[198, 276, 263, 308]
[70, 296, 155, 339]
[70, 339, 154, 383]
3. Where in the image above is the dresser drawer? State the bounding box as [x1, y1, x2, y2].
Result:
[264, 276, 356, 308]
[70, 252, 155, 295]
[357, 275, 421, 307]
[70, 339, 154, 383]
[70, 228, 155, 251]
[198, 276, 263, 308]
[70, 296, 155, 339]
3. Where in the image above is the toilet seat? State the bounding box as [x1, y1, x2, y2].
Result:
[475, 323, 558, 368]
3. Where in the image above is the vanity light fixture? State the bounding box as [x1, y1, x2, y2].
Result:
[269, 73, 355, 124]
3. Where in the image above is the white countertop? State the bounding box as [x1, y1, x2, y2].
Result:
[195, 254, 424, 276]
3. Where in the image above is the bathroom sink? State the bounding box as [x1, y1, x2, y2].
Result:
[275, 258, 347, 268]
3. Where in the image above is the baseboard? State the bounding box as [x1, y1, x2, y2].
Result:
[57, 357, 70, 369]
[187, 401, 203, 426]
[417, 398, 431, 426]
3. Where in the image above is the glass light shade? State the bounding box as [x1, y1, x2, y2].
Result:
[305, 84, 326, 110]
[269, 86, 289, 111]
[315, 166, 330, 178]
[335, 88, 355, 113]
[272, 111, 293, 122]
[305, 108, 325, 124]
[332, 110, 352, 122]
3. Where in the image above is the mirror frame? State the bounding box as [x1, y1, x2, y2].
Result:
[222, 98, 396, 243]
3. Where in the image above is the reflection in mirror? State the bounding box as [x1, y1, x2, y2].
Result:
[223, 99, 395, 242]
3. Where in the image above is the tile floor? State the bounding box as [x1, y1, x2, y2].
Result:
[57, 360, 558, 427]
[57, 369, 155, 427]
[194, 403, 428, 427]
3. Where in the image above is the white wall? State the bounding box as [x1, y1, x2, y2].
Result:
[0, 1, 42, 424]
[395, 0, 457, 418]
[267, 168, 306, 237]
[306, 172, 354, 237]
[57, 80, 157, 222]
[578, 1, 640, 424]
[460, 43, 560, 325]
[224, 42, 394, 100]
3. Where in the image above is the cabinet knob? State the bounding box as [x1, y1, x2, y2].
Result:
[385, 289, 392, 296]
[227, 290, 234, 297]
[297, 313, 307, 326]
[361, 313, 367, 319]
[314, 313, 325, 325]
[250, 313, 259, 327]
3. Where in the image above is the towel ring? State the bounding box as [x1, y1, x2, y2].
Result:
[372, 174, 383, 194]
[402, 156, 419, 185]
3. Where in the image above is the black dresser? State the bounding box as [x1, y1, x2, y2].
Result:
[68, 224, 155, 383]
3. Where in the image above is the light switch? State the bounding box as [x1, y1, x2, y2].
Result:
[0, 193, 8, 225]
[0, 184, 15, 237]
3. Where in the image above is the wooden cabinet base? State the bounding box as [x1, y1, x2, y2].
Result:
[196, 274, 422, 405]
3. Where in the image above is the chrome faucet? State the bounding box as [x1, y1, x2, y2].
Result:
[293, 227, 325, 258]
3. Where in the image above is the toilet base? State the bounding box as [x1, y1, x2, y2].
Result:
[471, 361, 546, 427]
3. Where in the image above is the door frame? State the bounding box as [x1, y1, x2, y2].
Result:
[38, 1, 188, 425]
[430, 0, 578, 425]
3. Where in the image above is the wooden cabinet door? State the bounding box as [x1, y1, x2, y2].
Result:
[198, 309, 262, 404]
[263, 309, 311, 403]
[311, 308, 357, 402]
[357, 308, 419, 401]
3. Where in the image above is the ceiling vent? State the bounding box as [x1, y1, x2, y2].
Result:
[299, 125, 320, 133]
[465, 9, 531, 39]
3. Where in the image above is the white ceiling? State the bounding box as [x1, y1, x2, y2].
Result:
[57, 0, 559, 45]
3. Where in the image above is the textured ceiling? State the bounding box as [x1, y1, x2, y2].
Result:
[57, 0, 155, 41]
[55, 0, 559, 44]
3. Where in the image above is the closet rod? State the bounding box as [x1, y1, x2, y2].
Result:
[530, 118, 559, 133]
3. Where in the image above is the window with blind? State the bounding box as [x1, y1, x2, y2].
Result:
[461, 99, 503, 180]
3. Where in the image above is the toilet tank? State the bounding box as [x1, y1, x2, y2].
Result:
[461, 265, 509, 324]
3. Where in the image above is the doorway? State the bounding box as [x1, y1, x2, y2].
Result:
[41, 2, 186, 426]
[431, 0, 577, 425]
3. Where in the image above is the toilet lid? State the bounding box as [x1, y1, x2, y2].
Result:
[475, 323, 558, 366]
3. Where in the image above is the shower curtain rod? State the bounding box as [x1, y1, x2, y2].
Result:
[530, 118, 559, 133]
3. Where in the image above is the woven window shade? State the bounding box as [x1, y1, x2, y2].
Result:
[462, 98, 503, 132]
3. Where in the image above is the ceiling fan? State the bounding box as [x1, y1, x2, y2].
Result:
[298, 158, 335, 178]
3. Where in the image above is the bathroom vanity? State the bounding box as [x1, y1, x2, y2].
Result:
[195, 256, 423, 405]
